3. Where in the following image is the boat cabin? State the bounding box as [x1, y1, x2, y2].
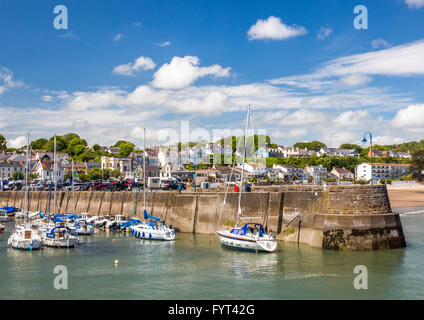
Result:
[230, 223, 265, 237]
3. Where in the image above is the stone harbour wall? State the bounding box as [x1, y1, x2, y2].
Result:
[0, 185, 406, 250]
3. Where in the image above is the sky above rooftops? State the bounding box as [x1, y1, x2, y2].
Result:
[1, 0, 424, 148]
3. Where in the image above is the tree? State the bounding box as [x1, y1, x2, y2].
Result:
[114, 140, 129, 147]
[110, 169, 121, 179]
[13, 171, 24, 180]
[411, 149, 424, 181]
[45, 136, 66, 152]
[88, 168, 102, 180]
[61, 133, 80, 146]
[340, 144, 362, 153]
[30, 138, 48, 150]
[119, 142, 134, 157]
[68, 137, 87, 155]
[30, 172, 39, 180]
[73, 144, 86, 156]
[92, 144, 100, 152]
[0, 134, 6, 151]
[294, 141, 326, 152]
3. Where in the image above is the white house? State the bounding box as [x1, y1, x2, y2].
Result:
[33, 160, 64, 182]
[355, 163, 411, 181]
[305, 165, 328, 184]
[273, 164, 304, 180]
[238, 163, 267, 178]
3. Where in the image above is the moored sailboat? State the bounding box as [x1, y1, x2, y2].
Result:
[129, 127, 175, 241]
[42, 134, 80, 248]
[216, 106, 277, 253]
[7, 133, 42, 250]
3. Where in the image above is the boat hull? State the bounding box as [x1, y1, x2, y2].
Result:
[216, 230, 277, 253]
[7, 237, 42, 250]
[130, 225, 175, 241]
[43, 237, 78, 248]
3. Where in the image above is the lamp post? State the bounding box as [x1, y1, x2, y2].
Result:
[362, 132, 373, 186]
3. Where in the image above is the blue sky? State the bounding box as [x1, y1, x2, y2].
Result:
[1, 0, 424, 148]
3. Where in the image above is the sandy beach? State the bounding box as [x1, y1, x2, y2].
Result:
[387, 183, 424, 208]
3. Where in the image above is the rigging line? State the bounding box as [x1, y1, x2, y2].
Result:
[215, 112, 246, 230]
[236, 105, 251, 228]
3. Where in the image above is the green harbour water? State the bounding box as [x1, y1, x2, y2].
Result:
[1, 207, 423, 300]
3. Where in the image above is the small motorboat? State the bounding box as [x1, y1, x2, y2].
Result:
[69, 220, 94, 235]
[130, 211, 175, 241]
[43, 223, 79, 248]
[0, 209, 10, 222]
[8, 224, 43, 250]
[1, 206, 19, 218]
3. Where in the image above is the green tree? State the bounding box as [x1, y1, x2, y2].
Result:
[340, 144, 363, 152]
[13, 171, 24, 180]
[71, 144, 86, 156]
[114, 140, 129, 147]
[68, 137, 87, 155]
[88, 168, 102, 180]
[411, 149, 424, 180]
[30, 138, 48, 150]
[45, 136, 66, 152]
[119, 142, 134, 157]
[92, 144, 100, 152]
[294, 141, 326, 152]
[0, 134, 6, 151]
[61, 133, 80, 147]
[110, 169, 121, 178]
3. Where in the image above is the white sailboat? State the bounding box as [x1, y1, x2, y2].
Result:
[216, 106, 277, 253]
[130, 128, 175, 241]
[42, 135, 79, 248]
[8, 133, 43, 250]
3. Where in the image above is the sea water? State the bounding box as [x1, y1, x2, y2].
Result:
[0, 207, 423, 300]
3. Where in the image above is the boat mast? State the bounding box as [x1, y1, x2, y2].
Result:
[72, 159, 75, 214]
[143, 127, 146, 213]
[236, 105, 251, 228]
[24, 132, 29, 224]
[53, 134, 57, 215]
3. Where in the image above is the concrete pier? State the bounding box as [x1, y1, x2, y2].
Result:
[0, 185, 406, 250]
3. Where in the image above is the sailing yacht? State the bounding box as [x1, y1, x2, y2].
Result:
[7, 133, 43, 250]
[129, 127, 175, 241]
[42, 135, 79, 248]
[216, 106, 277, 253]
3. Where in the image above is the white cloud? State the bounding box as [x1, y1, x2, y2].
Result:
[133, 22, 142, 27]
[41, 95, 53, 102]
[151, 56, 230, 89]
[280, 109, 326, 126]
[59, 30, 79, 40]
[7, 136, 26, 148]
[317, 27, 332, 40]
[287, 128, 308, 138]
[113, 33, 123, 42]
[392, 104, 424, 128]
[0, 68, 24, 95]
[333, 110, 369, 127]
[339, 74, 372, 86]
[321, 40, 424, 77]
[247, 16, 307, 40]
[113, 56, 156, 76]
[405, 0, 424, 9]
[155, 41, 171, 47]
[371, 38, 391, 49]
[373, 135, 406, 145]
